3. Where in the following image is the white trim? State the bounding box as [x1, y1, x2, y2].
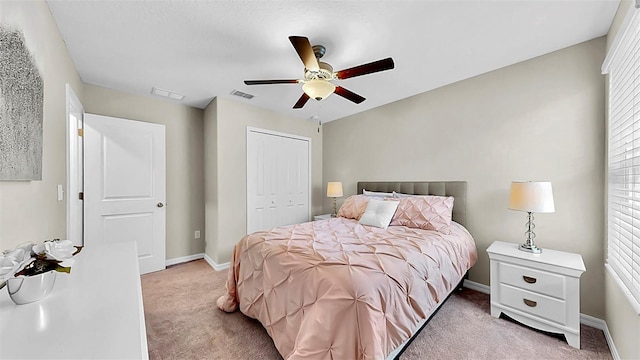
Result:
[164, 253, 231, 271]
[600, 317, 622, 360]
[166, 253, 230, 271]
[166, 253, 204, 267]
[580, 312, 621, 360]
[602, 1, 638, 73]
[204, 253, 230, 271]
[605, 264, 640, 315]
[580, 313, 606, 330]
[463, 279, 490, 294]
[247, 126, 312, 143]
[580, 311, 621, 359]
[65, 84, 84, 246]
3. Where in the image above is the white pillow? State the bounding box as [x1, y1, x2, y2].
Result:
[393, 191, 418, 198]
[363, 189, 393, 198]
[358, 199, 400, 229]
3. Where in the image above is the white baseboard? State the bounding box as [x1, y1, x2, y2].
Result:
[463, 279, 617, 358]
[166, 253, 204, 267]
[580, 313, 605, 330]
[204, 253, 230, 271]
[580, 314, 619, 360]
[164, 252, 231, 272]
[597, 317, 621, 360]
[463, 279, 490, 294]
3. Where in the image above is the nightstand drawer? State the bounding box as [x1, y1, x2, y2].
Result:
[498, 262, 565, 299]
[499, 284, 567, 325]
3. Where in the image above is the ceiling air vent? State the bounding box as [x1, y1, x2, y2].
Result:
[151, 87, 185, 101]
[230, 90, 254, 99]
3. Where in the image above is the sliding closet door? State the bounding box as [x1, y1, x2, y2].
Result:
[247, 128, 310, 234]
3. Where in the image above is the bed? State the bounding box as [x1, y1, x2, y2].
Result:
[218, 181, 477, 359]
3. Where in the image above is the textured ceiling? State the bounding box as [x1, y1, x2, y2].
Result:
[46, 0, 620, 123]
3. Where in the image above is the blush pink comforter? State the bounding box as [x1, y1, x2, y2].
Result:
[217, 217, 477, 360]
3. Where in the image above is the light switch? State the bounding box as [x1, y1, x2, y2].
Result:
[194, 230, 201, 239]
[57, 184, 64, 201]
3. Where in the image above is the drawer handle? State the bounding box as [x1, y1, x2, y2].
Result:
[523, 276, 537, 284]
[523, 299, 537, 307]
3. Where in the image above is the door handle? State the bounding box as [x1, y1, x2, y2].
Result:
[157, 202, 164, 208]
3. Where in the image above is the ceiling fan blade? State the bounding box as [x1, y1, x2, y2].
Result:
[336, 57, 395, 80]
[289, 36, 319, 71]
[334, 86, 365, 104]
[244, 79, 299, 85]
[293, 93, 311, 109]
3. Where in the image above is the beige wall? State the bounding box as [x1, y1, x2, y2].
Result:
[0, 0, 84, 250]
[204, 98, 322, 264]
[323, 38, 606, 318]
[604, 1, 640, 359]
[605, 270, 640, 358]
[83, 84, 205, 260]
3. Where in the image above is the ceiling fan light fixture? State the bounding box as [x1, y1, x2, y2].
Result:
[302, 79, 335, 101]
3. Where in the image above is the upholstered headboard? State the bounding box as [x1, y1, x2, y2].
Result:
[357, 181, 467, 226]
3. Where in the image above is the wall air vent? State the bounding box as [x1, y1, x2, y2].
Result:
[151, 87, 185, 101]
[230, 90, 254, 99]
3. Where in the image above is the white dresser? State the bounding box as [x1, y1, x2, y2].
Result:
[487, 241, 585, 348]
[0, 241, 148, 359]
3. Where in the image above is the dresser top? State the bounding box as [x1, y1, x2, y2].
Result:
[487, 241, 586, 272]
[0, 241, 148, 359]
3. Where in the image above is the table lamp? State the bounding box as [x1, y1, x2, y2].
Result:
[327, 182, 343, 217]
[508, 181, 555, 253]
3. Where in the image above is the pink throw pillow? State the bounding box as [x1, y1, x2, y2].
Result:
[337, 195, 370, 220]
[389, 195, 454, 233]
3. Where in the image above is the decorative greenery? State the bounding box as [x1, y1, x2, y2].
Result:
[14, 244, 82, 277]
[15, 257, 70, 276]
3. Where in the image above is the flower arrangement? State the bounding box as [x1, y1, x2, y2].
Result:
[0, 239, 82, 288]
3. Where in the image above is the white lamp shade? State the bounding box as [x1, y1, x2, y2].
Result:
[327, 182, 343, 198]
[303, 79, 336, 100]
[509, 181, 555, 213]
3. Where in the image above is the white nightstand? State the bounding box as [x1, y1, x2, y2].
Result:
[487, 241, 586, 349]
[313, 214, 333, 221]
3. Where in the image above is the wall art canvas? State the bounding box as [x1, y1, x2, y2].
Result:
[0, 25, 44, 181]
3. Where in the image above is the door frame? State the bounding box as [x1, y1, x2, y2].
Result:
[66, 84, 84, 246]
[246, 127, 312, 233]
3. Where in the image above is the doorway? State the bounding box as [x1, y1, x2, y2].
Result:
[66, 93, 168, 275]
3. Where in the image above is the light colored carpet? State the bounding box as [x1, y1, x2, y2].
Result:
[141, 260, 612, 360]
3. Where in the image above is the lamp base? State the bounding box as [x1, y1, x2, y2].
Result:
[519, 243, 542, 254]
[332, 197, 338, 217]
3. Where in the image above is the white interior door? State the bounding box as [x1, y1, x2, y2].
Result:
[247, 128, 310, 234]
[84, 114, 166, 274]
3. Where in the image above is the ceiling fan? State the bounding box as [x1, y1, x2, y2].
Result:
[244, 36, 395, 109]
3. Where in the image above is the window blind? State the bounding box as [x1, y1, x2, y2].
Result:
[607, 6, 640, 305]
